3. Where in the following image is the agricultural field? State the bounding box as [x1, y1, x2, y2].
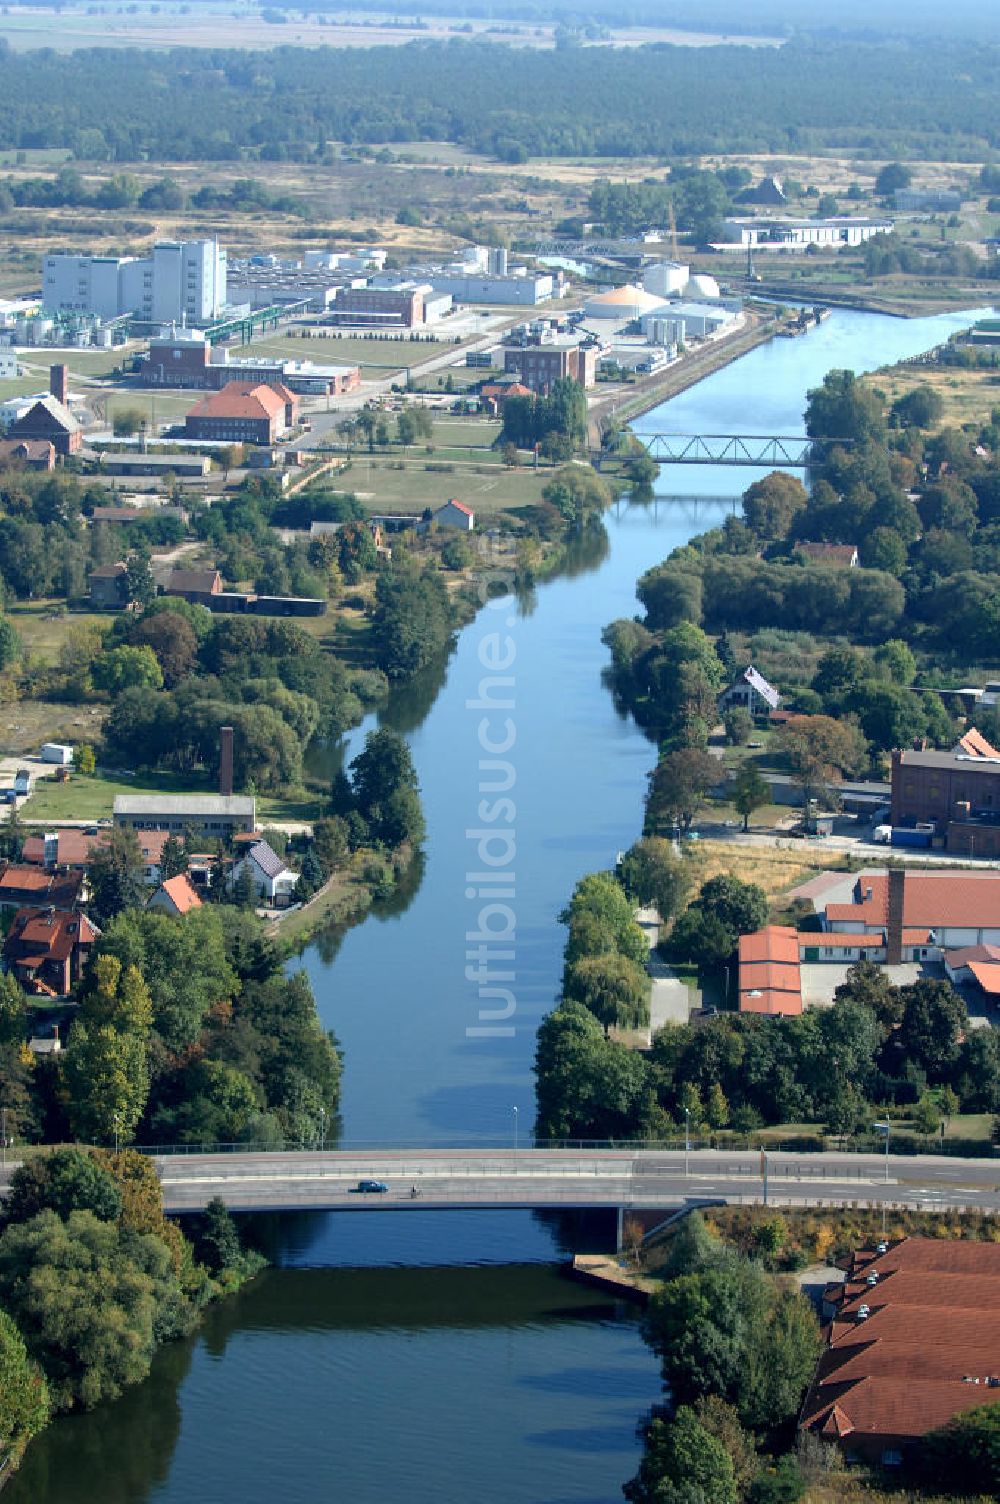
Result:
[346, 453, 553, 517]
[6, 601, 108, 664]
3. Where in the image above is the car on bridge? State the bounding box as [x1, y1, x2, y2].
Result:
[354, 1179, 389, 1194]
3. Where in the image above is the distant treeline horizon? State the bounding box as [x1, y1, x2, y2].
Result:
[0, 36, 997, 164]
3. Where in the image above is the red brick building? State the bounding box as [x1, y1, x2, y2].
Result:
[7, 394, 81, 457]
[0, 438, 56, 471]
[503, 341, 597, 394]
[184, 381, 299, 446]
[3, 908, 100, 996]
[891, 745, 1000, 856]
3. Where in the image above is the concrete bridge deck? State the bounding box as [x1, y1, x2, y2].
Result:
[0, 1147, 988, 1217]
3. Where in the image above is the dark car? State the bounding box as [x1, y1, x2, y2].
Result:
[355, 1179, 389, 1193]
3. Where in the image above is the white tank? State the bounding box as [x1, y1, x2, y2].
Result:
[683, 273, 720, 300]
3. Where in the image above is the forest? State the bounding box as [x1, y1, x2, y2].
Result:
[0, 36, 998, 163]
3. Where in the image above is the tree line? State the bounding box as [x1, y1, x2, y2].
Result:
[0, 38, 998, 164]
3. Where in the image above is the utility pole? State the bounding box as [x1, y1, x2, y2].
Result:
[113, 1112, 121, 1155]
[511, 1105, 519, 1165]
[1, 1105, 6, 1169]
[683, 1106, 690, 1178]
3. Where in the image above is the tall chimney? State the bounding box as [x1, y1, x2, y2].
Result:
[50, 363, 68, 405]
[886, 867, 905, 966]
[219, 725, 234, 797]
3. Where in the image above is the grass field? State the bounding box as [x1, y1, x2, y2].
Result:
[684, 839, 850, 903]
[6, 602, 109, 664]
[22, 767, 323, 825]
[347, 454, 554, 516]
[865, 360, 1000, 428]
[244, 334, 459, 370]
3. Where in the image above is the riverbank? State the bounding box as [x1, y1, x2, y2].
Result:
[588, 310, 779, 438]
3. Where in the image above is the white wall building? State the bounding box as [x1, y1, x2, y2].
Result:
[0, 351, 18, 380]
[721, 216, 893, 249]
[43, 240, 227, 323]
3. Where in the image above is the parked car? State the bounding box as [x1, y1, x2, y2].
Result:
[355, 1179, 389, 1194]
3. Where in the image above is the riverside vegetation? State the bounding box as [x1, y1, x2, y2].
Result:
[0, 1146, 263, 1473]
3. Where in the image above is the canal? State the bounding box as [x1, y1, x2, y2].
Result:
[11, 305, 987, 1504]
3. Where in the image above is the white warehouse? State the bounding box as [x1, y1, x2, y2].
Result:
[721, 216, 893, 249]
[43, 239, 227, 323]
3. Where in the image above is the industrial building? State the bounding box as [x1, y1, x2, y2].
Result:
[113, 793, 257, 838]
[502, 339, 597, 392]
[43, 239, 227, 323]
[141, 328, 360, 396]
[328, 285, 427, 328]
[426, 271, 554, 306]
[720, 216, 893, 249]
[890, 744, 1000, 857]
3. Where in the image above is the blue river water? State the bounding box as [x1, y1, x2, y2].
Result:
[9, 303, 988, 1504]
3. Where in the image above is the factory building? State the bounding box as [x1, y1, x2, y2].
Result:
[43, 240, 227, 323]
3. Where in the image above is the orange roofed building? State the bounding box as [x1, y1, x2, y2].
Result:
[738, 925, 802, 1015]
[184, 381, 299, 446]
[3, 907, 100, 996]
[800, 1237, 1000, 1469]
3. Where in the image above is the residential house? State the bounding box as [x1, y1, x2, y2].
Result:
[738, 925, 802, 1015]
[717, 664, 781, 716]
[113, 793, 256, 839]
[433, 499, 474, 531]
[230, 839, 299, 908]
[0, 863, 82, 914]
[3, 908, 99, 996]
[184, 381, 299, 446]
[478, 380, 532, 416]
[89, 562, 130, 608]
[0, 438, 55, 471]
[147, 873, 203, 916]
[800, 1237, 1000, 1469]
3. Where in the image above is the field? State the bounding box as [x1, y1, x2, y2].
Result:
[21, 767, 323, 825]
[0, 5, 781, 54]
[6, 602, 108, 663]
[684, 838, 851, 904]
[346, 453, 554, 517]
[1, 700, 106, 757]
[865, 359, 1000, 428]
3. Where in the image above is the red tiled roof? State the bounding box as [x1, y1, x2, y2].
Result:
[945, 943, 1000, 968]
[801, 1238, 1000, 1450]
[957, 727, 1000, 758]
[20, 836, 46, 865]
[740, 925, 800, 965]
[738, 926, 802, 1015]
[444, 499, 474, 516]
[155, 873, 201, 913]
[5, 907, 98, 961]
[803, 933, 884, 949]
[0, 863, 82, 909]
[826, 871, 1000, 932]
[187, 381, 294, 422]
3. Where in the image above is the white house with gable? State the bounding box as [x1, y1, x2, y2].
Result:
[230, 839, 300, 909]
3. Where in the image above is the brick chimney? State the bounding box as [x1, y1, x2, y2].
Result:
[886, 867, 906, 966]
[49, 364, 68, 405]
[219, 725, 234, 797]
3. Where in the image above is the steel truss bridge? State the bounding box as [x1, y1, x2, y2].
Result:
[634, 434, 826, 467]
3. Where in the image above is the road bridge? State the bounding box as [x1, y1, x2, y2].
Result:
[1, 1148, 991, 1217]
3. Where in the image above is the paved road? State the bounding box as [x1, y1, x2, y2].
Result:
[2, 1148, 994, 1216]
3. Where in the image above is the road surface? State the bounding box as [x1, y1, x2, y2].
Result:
[2, 1147, 994, 1216]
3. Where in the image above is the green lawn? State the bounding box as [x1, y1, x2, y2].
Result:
[243, 334, 458, 369]
[348, 455, 554, 516]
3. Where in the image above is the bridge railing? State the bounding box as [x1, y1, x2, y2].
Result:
[124, 1134, 1000, 1160]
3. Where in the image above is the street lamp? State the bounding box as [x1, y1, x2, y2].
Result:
[1, 1105, 6, 1169]
[683, 1106, 691, 1178]
[113, 1112, 122, 1155]
[874, 1120, 890, 1183]
[511, 1105, 519, 1164]
[318, 1106, 326, 1152]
